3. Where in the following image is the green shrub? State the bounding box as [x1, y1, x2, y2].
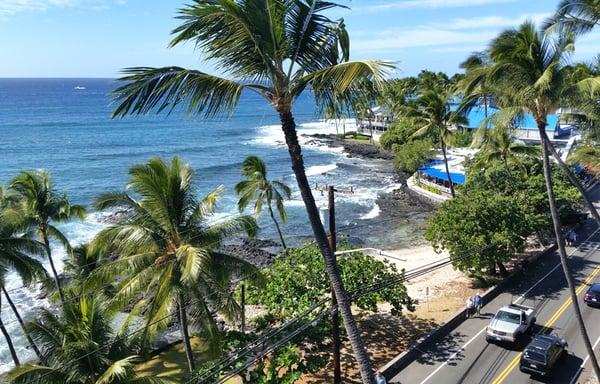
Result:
[393, 139, 435, 173]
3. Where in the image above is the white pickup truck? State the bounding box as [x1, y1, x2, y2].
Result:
[486, 303, 537, 344]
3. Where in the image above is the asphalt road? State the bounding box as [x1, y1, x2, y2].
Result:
[392, 215, 600, 383]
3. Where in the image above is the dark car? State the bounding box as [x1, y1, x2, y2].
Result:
[584, 284, 600, 307]
[519, 334, 567, 377]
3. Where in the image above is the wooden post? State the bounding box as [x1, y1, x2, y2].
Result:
[328, 186, 342, 384]
[241, 284, 246, 335]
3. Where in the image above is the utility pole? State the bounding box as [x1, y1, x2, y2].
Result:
[328, 185, 342, 384]
[315, 184, 353, 383]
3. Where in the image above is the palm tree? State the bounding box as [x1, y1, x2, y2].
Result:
[408, 90, 466, 197]
[0, 220, 48, 365]
[235, 156, 291, 249]
[484, 21, 600, 377]
[90, 157, 258, 373]
[459, 51, 494, 123]
[0, 288, 20, 367]
[547, 0, 600, 35]
[6, 295, 167, 384]
[8, 171, 86, 306]
[570, 143, 600, 171]
[472, 124, 539, 177]
[110, 2, 390, 380]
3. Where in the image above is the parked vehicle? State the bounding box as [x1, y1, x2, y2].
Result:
[584, 283, 600, 307]
[486, 303, 536, 344]
[519, 334, 568, 377]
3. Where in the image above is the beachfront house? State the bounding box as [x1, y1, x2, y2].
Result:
[356, 105, 394, 140]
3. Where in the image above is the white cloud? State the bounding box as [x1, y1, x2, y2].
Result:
[442, 12, 551, 30]
[0, 0, 124, 16]
[361, 0, 519, 13]
[352, 28, 497, 53]
[350, 11, 553, 55]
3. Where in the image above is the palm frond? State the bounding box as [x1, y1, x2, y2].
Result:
[292, 60, 394, 115]
[112, 67, 249, 118]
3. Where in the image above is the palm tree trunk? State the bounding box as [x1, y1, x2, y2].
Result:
[267, 205, 287, 249]
[502, 156, 513, 179]
[177, 295, 195, 373]
[279, 110, 375, 384]
[540, 132, 600, 379]
[441, 140, 456, 197]
[0, 294, 20, 367]
[2, 287, 43, 362]
[541, 132, 600, 225]
[41, 229, 65, 306]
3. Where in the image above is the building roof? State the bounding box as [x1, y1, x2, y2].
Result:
[464, 106, 559, 131]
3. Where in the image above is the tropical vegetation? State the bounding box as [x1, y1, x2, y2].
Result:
[235, 156, 291, 249]
[7, 170, 86, 306]
[3, 1, 600, 383]
[89, 157, 258, 373]
[109, 1, 391, 380]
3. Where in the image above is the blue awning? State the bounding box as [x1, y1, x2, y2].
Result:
[421, 168, 466, 185]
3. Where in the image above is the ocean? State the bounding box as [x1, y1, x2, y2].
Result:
[0, 78, 424, 370]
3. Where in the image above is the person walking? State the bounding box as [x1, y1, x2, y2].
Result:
[375, 370, 387, 384]
[466, 296, 474, 319]
[473, 292, 482, 317]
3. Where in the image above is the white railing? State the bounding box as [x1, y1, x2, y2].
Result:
[416, 176, 452, 195]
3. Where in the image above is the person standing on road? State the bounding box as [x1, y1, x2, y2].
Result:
[375, 370, 387, 384]
[466, 296, 474, 319]
[473, 292, 482, 317]
[566, 230, 577, 246]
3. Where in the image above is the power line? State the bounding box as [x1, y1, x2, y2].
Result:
[189, 242, 495, 383]
[30, 241, 492, 384]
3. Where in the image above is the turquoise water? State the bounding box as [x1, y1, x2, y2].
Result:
[0, 78, 409, 369]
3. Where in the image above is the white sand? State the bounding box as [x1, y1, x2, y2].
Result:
[371, 245, 466, 301]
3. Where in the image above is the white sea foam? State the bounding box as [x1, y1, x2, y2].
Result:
[361, 204, 381, 220]
[248, 119, 356, 155]
[305, 163, 338, 177]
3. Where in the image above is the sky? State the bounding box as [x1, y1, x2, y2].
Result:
[2, 0, 600, 78]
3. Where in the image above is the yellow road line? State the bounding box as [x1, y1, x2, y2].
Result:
[491, 265, 600, 384]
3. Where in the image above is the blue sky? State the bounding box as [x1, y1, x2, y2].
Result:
[2, 0, 600, 78]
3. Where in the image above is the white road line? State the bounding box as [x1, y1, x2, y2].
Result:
[418, 227, 600, 384]
[568, 331, 600, 384]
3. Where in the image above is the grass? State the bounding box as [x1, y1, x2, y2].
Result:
[416, 181, 443, 195]
[135, 337, 242, 384]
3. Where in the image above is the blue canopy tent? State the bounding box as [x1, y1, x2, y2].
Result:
[420, 167, 466, 185]
[419, 160, 466, 185]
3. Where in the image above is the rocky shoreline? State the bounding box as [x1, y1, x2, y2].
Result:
[305, 133, 395, 160]
[224, 134, 436, 266]
[92, 134, 435, 268]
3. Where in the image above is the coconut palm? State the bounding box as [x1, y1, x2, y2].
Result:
[90, 156, 258, 373]
[547, 0, 600, 35]
[8, 171, 86, 306]
[0, 286, 20, 367]
[472, 124, 539, 177]
[6, 295, 166, 384]
[484, 21, 600, 377]
[408, 90, 467, 197]
[235, 156, 291, 249]
[0, 188, 49, 364]
[110, 2, 390, 380]
[459, 51, 495, 125]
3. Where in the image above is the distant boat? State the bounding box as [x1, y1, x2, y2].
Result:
[74, 86, 86, 90]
